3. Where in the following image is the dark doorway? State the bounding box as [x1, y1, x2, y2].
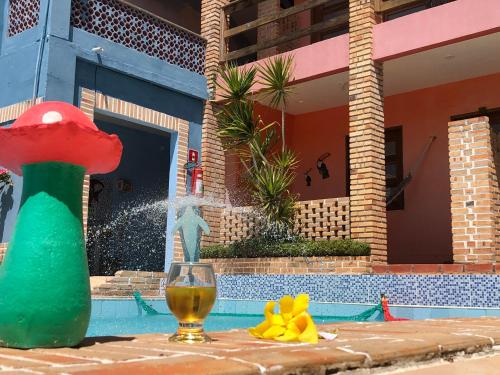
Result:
[87, 118, 171, 276]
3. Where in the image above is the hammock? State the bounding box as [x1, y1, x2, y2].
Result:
[133, 291, 168, 315]
[382, 299, 409, 321]
[133, 291, 408, 322]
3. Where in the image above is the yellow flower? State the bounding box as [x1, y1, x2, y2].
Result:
[248, 294, 318, 344]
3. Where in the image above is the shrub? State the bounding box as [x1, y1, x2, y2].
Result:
[200, 237, 370, 259]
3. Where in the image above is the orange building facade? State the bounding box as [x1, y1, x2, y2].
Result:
[206, 0, 500, 271]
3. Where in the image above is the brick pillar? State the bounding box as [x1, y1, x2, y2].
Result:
[79, 88, 96, 237]
[348, 0, 387, 264]
[257, 0, 280, 59]
[493, 129, 500, 264]
[0, 243, 7, 264]
[448, 117, 498, 264]
[201, 0, 228, 246]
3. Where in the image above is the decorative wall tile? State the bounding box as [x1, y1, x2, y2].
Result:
[216, 274, 500, 308]
[71, 0, 206, 74]
[7, 0, 40, 37]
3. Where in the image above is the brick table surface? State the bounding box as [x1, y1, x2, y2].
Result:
[0, 318, 499, 374]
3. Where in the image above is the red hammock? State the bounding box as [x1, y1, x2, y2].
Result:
[382, 299, 409, 321]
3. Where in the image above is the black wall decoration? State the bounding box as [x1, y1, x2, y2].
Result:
[317, 152, 331, 179]
[304, 168, 312, 186]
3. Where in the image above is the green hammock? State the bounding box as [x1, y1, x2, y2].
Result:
[133, 291, 168, 315]
[133, 291, 383, 321]
[320, 303, 383, 322]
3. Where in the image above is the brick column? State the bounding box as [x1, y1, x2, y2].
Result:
[348, 0, 387, 263]
[0, 243, 7, 264]
[493, 130, 500, 264]
[200, 0, 228, 246]
[448, 117, 498, 265]
[79, 88, 96, 236]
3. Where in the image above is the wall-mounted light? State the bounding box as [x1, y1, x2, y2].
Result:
[317, 152, 331, 179]
[304, 168, 312, 187]
[91, 46, 104, 54]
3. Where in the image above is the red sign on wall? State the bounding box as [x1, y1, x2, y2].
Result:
[188, 149, 199, 163]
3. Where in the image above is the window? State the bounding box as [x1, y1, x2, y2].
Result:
[385, 127, 404, 210]
[345, 126, 404, 210]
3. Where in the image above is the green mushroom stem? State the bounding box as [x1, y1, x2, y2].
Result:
[0, 161, 91, 348]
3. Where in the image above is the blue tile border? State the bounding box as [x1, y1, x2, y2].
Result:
[215, 274, 500, 308]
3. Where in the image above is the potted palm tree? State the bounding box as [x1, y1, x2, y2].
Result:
[217, 55, 297, 233]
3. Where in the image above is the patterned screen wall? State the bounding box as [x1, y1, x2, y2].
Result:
[220, 198, 351, 245]
[70, 0, 206, 74]
[7, 0, 41, 37]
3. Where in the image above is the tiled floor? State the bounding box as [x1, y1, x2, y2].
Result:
[0, 317, 499, 374]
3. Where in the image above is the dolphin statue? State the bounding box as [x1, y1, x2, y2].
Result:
[172, 205, 210, 262]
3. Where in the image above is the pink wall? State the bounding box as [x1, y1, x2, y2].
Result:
[288, 106, 348, 200]
[282, 73, 500, 264]
[374, 0, 500, 61]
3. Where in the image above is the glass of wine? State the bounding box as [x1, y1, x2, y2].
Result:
[165, 262, 216, 343]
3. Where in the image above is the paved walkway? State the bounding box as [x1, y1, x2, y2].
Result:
[0, 317, 499, 374]
[395, 355, 500, 374]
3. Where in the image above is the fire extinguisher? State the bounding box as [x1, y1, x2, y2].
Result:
[191, 167, 203, 197]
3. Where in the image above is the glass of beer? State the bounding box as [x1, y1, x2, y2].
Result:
[165, 262, 216, 343]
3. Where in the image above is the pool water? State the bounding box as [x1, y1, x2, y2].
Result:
[87, 298, 500, 337]
[86, 313, 349, 337]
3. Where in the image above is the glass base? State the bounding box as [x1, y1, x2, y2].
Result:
[169, 322, 212, 344]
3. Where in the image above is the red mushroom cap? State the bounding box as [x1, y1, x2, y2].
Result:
[0, 102, 122, 176]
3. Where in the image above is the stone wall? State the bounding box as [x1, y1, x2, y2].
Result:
[202, 256, 370, 274]
[220, 197, 350, 245]
[448, 117, 499, 264]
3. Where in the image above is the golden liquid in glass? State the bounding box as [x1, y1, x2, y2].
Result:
[166, 286, 216, 323]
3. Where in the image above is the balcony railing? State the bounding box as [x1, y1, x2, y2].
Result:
[7, 0, 41, 37]
[221, 0, 349, 64]
[70, 0, 207, 75]
[221, 0, 455, 64]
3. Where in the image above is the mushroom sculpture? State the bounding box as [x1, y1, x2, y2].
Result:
[0, 102, 122, 348]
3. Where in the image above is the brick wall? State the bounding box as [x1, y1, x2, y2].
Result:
[202, 256, 370, 274]
[220, 197, 350, 244]
[200, 0, 228, 247]
[448, 117, 499, 264]
[92, 270, 167, 297]
[348, 0, 387, 264]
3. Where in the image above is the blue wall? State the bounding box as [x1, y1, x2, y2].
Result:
[0, 1, 207, 261]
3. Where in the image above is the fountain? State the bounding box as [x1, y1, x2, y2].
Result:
[165, 203, 216, 343]
[0, 102, 122, 348]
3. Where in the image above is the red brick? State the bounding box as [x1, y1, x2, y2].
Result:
[388, 264, 413, 274]
[412, 264, 440, 273]
[464, 263, 494, 273]
[441, 264, 464, 273]
[372, 265, 388, 273]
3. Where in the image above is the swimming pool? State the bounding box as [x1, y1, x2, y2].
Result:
[87, 298, 500, 337]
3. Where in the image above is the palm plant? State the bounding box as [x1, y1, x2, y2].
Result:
[259, 54, 294, 151]
[216, 57, 297, 232]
